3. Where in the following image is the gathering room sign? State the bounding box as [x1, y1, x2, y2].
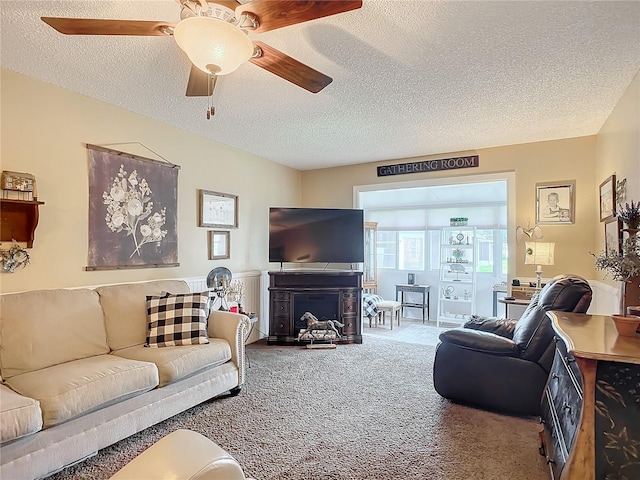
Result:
[377, 155, 479, 177]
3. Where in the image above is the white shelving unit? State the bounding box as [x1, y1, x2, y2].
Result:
[437, 227, 477, 326]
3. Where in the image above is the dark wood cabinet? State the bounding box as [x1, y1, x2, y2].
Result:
[268, 270, 362, 345]
[540, 337, 583, 478]
[1, 199, 45, 247]
[540, 312, 640, 480]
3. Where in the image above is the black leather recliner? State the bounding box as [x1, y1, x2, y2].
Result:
[433, 274, 592, 416]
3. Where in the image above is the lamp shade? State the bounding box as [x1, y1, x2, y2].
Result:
[524, 242, 555, 266]
[174, 16, 254, 75]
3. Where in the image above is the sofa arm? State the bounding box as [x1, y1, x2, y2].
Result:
[438, 328, 520, 356]
[110, 429, 250, 480]
[208, 311, 250, 386]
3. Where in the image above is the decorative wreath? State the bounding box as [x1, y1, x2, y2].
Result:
[1, 243, 30, 273]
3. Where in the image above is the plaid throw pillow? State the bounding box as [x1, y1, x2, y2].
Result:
[146, 293, 210, 347]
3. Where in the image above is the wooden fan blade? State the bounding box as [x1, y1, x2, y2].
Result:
[186, 65, 213, 97]
[250, 41, 332, 93]
[41, 17, 175, 36]
[236, 0, 362, 33]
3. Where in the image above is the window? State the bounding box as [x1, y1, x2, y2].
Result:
[428, 230, 440, 271]
[399, 231, 424, 270]
[500, 229, 508, 275]
[476, 229, 494, 273]
[473, 228, 508, 275]
[377, 231, 396, 269]
[377, 231, 425, 270]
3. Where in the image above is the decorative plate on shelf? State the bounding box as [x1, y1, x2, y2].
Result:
[206, 267, 232, 290]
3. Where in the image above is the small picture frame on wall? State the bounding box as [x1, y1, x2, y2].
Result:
[536, 181, 575, 225]
[599, 175, 616, 222]
[208, 231, 230, 260]
[199, 190, 238, 228]
[604, 219, 622, 256]
[408, 273, 415, 284]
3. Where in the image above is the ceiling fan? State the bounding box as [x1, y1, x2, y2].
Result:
[41, 0, 362, 117]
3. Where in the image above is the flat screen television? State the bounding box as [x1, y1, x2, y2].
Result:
[269, 207, 364, 264]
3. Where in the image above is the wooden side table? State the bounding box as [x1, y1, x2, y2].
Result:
[497, 297, 530, 318]
[395, 284, 430, 323]
[540, 312, 640, 480]
[244, 314, 258, 368]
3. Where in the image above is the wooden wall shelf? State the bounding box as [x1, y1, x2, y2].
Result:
[1, 198, 45, 248]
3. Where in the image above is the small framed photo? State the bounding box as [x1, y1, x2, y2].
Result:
[208, 230, 230, 260]
[604, 219, 622, 256]
[199, 190, 238, 228]
[408, 273, 415, 284]
[599, 175, 616, 222]
[536, 181, 575, 225]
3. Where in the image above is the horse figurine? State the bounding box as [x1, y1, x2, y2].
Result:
[300, 311, 344, 338]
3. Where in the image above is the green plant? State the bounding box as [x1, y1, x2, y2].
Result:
[617, 200, 640, 229]
[592, 235, 640, 282]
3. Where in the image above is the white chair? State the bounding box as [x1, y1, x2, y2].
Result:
[376, 300, 402, 330]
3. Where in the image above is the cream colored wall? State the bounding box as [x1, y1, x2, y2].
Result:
[0, 69, 301, 294]
[594, 69, 640, 286]
[302, 137, 598, 280]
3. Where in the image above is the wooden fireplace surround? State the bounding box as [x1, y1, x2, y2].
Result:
[267, 270, 362, 345]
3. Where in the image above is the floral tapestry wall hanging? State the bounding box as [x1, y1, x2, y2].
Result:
[86, 145, 180, 270]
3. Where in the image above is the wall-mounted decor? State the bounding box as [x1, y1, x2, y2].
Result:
[535, 181, 575, 225]
[377, 155, 479, 177]
[208, 230, 230, 260]
[604, 219, 622, 256]
[1, 171, 36, 201]
[616, 177, 627, 204]
[599, 174, 616, 222]
[199, 190, 238, 228]
[86, 144, 180, 270]
[0, 242, 30, 273]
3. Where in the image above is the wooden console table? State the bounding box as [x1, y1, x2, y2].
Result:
[395, 284, 430, 322]
[268, 270, 362, 345]
[497, 297, 530, 318]
[540, 312, 640, 480]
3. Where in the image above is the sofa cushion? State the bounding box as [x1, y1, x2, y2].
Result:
[0, 384, 43, 444]
[96, 280, 191, 351]
[0, 288, 109, 379]
[146, 293, 210, 347]
[4, 355, 159, 428]
[113, 338, 231, 387]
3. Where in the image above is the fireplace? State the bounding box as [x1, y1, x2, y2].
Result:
[268, 270, 362, 345]
[293, 293, 339, 335]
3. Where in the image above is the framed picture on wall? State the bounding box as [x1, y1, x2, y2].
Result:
[208, 230, 230, 260]
[199, 190, 238, 228]
[536, 181, 575, 225]
[599, 175, 616, 222]
[604, 219, 622, 256]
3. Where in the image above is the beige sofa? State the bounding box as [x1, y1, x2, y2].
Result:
[0, 280, 249, 480]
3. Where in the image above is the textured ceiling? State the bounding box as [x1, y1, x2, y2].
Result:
[2, 1, 640, 171]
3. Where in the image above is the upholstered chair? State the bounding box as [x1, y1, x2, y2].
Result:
[432, 274, 592, 416]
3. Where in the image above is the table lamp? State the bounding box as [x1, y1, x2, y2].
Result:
[524, 242, 555, 290]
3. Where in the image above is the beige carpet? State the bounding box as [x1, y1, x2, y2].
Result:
[49, 326, 548, 480]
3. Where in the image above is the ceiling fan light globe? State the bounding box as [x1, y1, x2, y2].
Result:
[174, 16, 253, 75]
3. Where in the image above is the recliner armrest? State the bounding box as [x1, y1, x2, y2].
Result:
[438, 329, 520, 356]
